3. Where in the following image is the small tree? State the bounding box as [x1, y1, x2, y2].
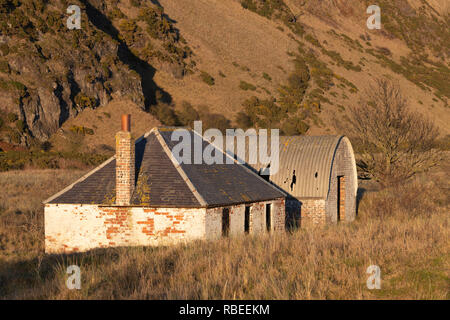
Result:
[346, 78, 441, 187]
[176, 101, 199, 127]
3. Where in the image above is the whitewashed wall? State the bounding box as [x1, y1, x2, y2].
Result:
[45, 204, 206, 253]
[45, 198, 286, 253]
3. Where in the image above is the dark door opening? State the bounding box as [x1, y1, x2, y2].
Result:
[266, 204, 272, 231]
[290, 170, 296, 191]
[337, 176, 345, 221]
[244, 206, 251, 233]
[222, 208, 230, 237]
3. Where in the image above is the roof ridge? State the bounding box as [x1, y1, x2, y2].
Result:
[154, 129, 208, 207]
[191, 129, 287, 197]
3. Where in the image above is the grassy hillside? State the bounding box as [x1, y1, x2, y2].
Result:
[152, 0, 449, 138]
[0, 0, 449, 153]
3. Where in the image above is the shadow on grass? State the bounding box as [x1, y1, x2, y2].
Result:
[0, 247, 124, 299]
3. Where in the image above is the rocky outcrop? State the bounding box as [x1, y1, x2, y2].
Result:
[0, 0, 193, 146]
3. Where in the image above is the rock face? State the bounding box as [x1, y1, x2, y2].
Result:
[0, 0, 193, 146]
[2, 44, 145, 143]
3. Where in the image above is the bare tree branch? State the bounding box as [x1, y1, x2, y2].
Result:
[345, 78, 442, 187]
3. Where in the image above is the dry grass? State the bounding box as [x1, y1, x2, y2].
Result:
[0, 170, 87, 261]
[0, 169, 448, 299]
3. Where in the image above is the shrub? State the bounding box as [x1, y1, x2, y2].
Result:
[262, 72, 272, 81]
[15, 119, 26, 133]
[278, 57, 310, 113]
[153, 104, 178, 126]
[305, 34, 321, 47]
[200, 71, 215, 86]
[0, 43, 9, 56]
[74, 93, 97, 109]
[8, 130, 20, 144]
[345, 78, 442, 187]
[239, 81, 256, 91]
[69, 126, 94, 136]
[0, 150, 109, 171]
[200, 113, 231, 133]
[235, 111, 253, 129]
[119, 19, 137, 42]
[0, 60, 10, 73]
[8, 81, 26, 93]
[176, 101, 199, 127]
[111, 8, 126, 19]
[281, 117, 309, 135]
[40, 141, 52, 152]
[242, 96, 284, 128]
[7, 113, 18, 123]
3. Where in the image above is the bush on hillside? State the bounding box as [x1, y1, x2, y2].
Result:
[74, 93, 97, 110]
[235, 111, 253, 129]
[346, 78, 442, 187]
[200, 71, 215, 86]
[239, 81, 256, 91]
[242, 96, 285, 128]
[281, 116, 309, 135]
[153, 103, 179, 126]
[176, 101, 200, 127]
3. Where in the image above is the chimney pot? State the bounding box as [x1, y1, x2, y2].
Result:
[121, 114, 131, 132]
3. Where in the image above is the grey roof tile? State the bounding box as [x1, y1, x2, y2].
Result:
[48, 128, 284, 207]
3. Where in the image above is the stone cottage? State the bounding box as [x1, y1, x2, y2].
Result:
[44, 115, 285, 254]
[247, 135, 358, 227]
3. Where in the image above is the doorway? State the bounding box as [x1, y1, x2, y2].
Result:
[222, 208, 230, 237]
[337, 176, 345, 221]
[244, 206, 251, 233]
[266, 203, 272, 232]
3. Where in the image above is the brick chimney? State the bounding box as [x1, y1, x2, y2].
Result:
[115, 114, 135, 205]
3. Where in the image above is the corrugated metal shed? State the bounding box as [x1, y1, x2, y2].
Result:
[245, 135, 344, 199]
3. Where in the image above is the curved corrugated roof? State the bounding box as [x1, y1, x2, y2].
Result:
[275, 136, 343, 198]
[243, 135, 345, 199]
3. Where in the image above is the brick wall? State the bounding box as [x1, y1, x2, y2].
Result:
[115, 131, 135, 205]
[338, 176, 345, 221]
[286, 198, 326, 227]
[326, 138, 357, 223]
[45, 204, 206, 253]
[45, 198, 285, 253]
[205, 198, 285, 240]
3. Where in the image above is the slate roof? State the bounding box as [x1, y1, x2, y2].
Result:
[45, 128, 285, 207]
